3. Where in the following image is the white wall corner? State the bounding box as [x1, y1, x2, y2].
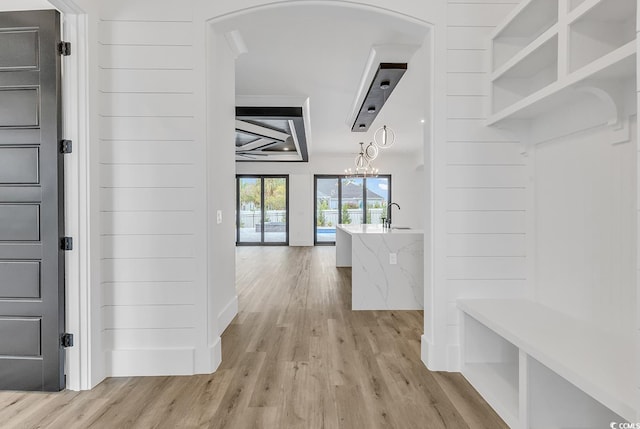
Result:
[207, 337, 222, 373]
[421, 335, 449, 371]
[447, 344, 461, 372]
[218, 295, 238, 335]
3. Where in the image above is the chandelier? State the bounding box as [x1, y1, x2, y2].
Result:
[344, 124, 395, 177]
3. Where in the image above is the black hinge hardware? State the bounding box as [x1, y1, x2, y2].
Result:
[61, 237, 73, 251]
[60, 140, 72, 154]
[58, 41, 71, 56]
[61, 333, 74, 348]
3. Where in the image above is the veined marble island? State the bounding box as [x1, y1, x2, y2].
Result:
[336, 224, 424, 310]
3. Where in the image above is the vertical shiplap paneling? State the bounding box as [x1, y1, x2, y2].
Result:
[98, 9, 198, 376]
[445, 0, 525, 351]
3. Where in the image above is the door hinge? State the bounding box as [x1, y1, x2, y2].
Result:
[61, 237, 73, 251]
[60, 140, 72, 154]
[58, 41, 71, 56]
[61, 333, 74, 348]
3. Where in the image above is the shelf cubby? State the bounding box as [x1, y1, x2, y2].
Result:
[487, 0, 637, 127]
[569, 0, 637, 73]
[462, 313, 519, 427]
[492, 35, 558, 114]
[487, 42, 635, 124]
[459, 299, 637, 427]
[492, 0, 559, 71]
[568, 0, 587, 12]
[528, 358, 624, 429]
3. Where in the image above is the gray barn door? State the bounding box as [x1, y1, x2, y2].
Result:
[0, 10, 65, 391]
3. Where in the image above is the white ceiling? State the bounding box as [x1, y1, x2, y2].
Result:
[0, 0, 56, 11]
[215, 4, 430, 156]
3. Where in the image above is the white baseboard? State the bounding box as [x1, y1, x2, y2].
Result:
[218, 295, 238, 334]
[106, 348, 195, 377]
[421, 335, 461, 372]
[209, 337, 222, 372]
[447, 344, 460, 372]
[421, 335, 434, 369]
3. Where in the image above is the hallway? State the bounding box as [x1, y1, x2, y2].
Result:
[0, 246, 506, 428]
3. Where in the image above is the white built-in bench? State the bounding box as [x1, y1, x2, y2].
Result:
[458, 299, 636, 429]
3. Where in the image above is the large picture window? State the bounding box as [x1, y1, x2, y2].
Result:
[236, 175, 289, 245]
[314, 175, 391, 245]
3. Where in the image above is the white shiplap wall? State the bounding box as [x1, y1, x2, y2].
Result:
[98, 3, 202, 376]
[637, 17, 640, 415]
[445, 0, 526, 366]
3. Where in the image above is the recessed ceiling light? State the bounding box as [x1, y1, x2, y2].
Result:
[420, 119, 425, 123]
[359, 124, 366, 129]
[351, 63, 407, 132]
[283, 147, 290, 151]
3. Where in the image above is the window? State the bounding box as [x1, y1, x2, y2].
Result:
[314, 175, 391, 245]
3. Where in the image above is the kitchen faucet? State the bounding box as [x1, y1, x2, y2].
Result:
[386, 203, 400, 228]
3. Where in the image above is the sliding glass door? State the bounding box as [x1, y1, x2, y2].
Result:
[314, 175, 391, 245]
[315, 177, 339, 243]
[237, 175, 288, 245]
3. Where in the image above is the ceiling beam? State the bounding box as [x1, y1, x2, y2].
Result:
[235, 119, 289, 142]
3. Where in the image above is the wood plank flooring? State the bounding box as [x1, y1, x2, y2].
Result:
[0, 246, 507, 429]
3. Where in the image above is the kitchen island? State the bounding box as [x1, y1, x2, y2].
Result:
[336, 224, 424, 310]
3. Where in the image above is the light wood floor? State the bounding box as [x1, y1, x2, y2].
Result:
[0, 246, 507, 429]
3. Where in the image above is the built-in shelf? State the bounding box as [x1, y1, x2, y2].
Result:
[464, 363, 519, 426]
[488, 0, 637, 127]
[491, 0, 559, 71]
[487, 41, 635, 125]
[462, 314, 519, 427]
[569, 0, 636, 72]
[568, 0, 587, 12]
[492, 34, 558, 113]
[529, 358, 625, 429]
[459, 299, 635, 426]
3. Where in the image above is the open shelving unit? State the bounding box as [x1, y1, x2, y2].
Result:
[462, 314, 520, 427]
[487, 0, 637, 127]
[459, 299, 635, 428]
[491, 0, 559, 71]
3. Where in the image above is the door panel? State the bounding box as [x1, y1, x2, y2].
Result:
[0, 318, 41, 356]
[0, 10, 65, 391]
[0, 261, 40, 299]
[0, 88, 40, 126]
[340, 177, 363, 225]
[237, 177, 261, 244]
[366, 177, 390, 224]
[263, 177, 287, 243]
[0, 147, 40, 183]
[0, 204, 40, 241]
[0, 30, 39, 70]
[315, 177, 339, 244]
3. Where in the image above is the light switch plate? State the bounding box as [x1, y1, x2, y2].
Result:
[216, 210, 222, 224]
[389, 253, 397, 265]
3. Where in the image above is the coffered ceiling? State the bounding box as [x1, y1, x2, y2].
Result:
[214, 4, 431, 162]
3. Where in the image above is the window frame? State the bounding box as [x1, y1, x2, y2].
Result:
[313, 174, 392, 245]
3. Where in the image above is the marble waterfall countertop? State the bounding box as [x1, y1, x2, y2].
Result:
[335, 224, 424, 311]
[336, 224, 425, 235]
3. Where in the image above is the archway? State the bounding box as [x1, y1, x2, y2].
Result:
[203, 0, 436, 371]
